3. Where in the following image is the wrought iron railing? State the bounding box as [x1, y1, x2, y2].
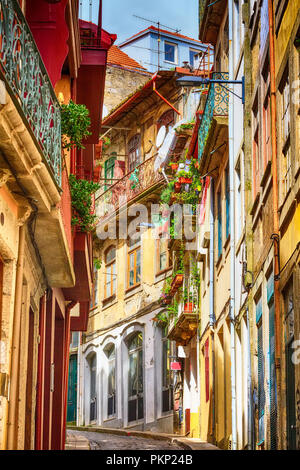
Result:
[0, 0, 62, 186]
[96, 154, 164, 221]
[198, 72, 229, 160]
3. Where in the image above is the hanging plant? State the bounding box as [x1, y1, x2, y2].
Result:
[61, 100, 91, 150]
[69, 174, 100, 232]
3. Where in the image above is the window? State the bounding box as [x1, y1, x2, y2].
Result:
[225, 167, 230, 240]
[127, 235, 141, 289]
[128, 134, 141, 172]
[279, 66, 292, 201]
[217, 190, 222, 258]
[105, 344, 116, 417]
[189, 49, 199, 67]
[164, 41, 177, 63]
[252, 97, 260, 198]
[262, 65, 271, 169]
[156, 233, 170, 273]
[162, 327, 173, 412]
[70, 332, 79, 349]
[104, 246, 116, 299]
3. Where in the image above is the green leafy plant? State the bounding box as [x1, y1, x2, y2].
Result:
[69, 174, 100, 232]
[61, 100, 91, 150]
[100, 136, 111, 149]
[94, 259, 102, 270]
[160, 181, 174, 205]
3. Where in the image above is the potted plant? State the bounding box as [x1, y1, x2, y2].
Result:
[169, 161, 179, 171]
[61, 100, 91, 150]
[174, 182, 181, 193]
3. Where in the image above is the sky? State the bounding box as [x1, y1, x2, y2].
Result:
[80, 0, 199, 45]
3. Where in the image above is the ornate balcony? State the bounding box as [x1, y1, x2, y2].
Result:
[97, 154, 165, 221]
[0, 0, 62, 186]
[198, 72, 229, 174]
[167, 302, 198, 346]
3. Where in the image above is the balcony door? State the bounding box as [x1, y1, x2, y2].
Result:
[128, 332, 144, 422]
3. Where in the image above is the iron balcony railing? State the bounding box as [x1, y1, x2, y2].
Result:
[96, 154, 165, 221]
[0, 0, 62, 186]
[198, 72, 229, 161]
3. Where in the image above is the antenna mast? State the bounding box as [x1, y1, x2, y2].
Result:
[133, 15, 181, 70]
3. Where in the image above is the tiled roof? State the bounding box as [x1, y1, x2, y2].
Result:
[107, 45, 147, 71]
[121, 25, 205, 46]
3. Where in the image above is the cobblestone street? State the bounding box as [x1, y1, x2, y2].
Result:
[67, 430, 184, 451]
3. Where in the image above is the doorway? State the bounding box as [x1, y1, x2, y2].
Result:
[128, 332, 143, 423]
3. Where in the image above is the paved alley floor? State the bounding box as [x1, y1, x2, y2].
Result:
[66, 429, 184, 451]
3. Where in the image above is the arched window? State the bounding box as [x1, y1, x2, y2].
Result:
[127, 332, 143, 422]
[128, 134, 141, 172]
[105, 246, 116, 299]
[157, 110, 174, 133]
[104, 344, 116, 417]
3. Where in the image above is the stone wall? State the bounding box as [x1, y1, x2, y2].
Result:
[104, 65, 150, 115]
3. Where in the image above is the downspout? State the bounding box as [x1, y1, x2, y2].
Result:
[6, 224, 26, 450]
[62, 300, 78, 449]
[209, 179, 215, 440]
[267, 0, 281, 437]
[228, 0, 237, 450]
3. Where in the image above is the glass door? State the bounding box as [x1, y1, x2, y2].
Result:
[90, 354, 97, 422]
[128, 333, 143, 422]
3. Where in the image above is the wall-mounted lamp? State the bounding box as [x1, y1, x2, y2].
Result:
[176, 75, 245, 104]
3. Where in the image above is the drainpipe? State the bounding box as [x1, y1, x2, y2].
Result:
[6, 224, 26, 450]
[209, 179, 216, 440]
[268, 0, 281, 447]
[228, 0, 237, 450]
[62, 300, 77, 449]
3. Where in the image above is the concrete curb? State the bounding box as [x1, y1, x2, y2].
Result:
[67, 426, 220, 450]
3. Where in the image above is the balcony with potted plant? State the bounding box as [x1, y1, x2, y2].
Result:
[167, 261, 200, 346]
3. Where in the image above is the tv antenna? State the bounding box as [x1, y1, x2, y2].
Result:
[133, 14, 181, 71]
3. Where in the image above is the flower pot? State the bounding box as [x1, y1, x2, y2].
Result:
[170, 274, 184, 295]
[160, 295, 172, 306]
[184, 302, 194, 313]
[174, 182, 181, 193]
